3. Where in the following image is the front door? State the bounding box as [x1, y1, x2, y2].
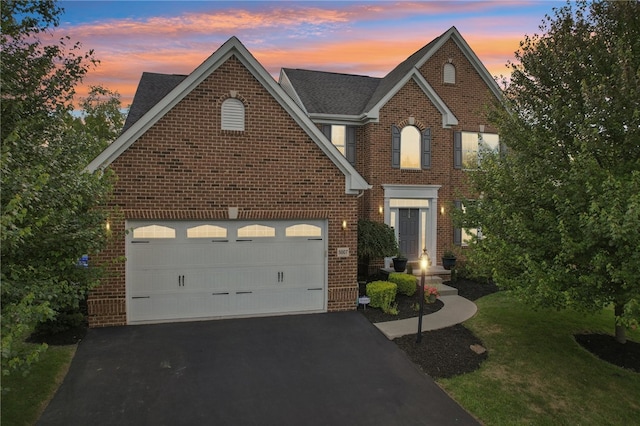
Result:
[398, 208, 419, 260]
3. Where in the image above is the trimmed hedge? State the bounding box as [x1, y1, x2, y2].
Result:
[389, 272, 417, 297]
[365, 281, 397, 311]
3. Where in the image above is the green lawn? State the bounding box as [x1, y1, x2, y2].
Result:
[1, 344, 76, 426]
[439, 292, 640, 425]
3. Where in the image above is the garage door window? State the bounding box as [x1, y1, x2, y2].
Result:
[187, 225, 227, 238]
[238, 224, 275, 237]
[132, 225, 176, 239]
[285, 224, 322, 237]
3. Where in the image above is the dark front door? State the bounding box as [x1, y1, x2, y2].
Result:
[398, 208, 419, 260]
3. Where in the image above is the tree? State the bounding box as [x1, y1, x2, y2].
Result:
[1, 0, 117, 383]
[460, 0, 640, 343]
[357, 219, 398, 277]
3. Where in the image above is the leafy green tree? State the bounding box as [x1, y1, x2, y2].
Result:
[1, 0, 116, 383]
[460, 0, 640, 343]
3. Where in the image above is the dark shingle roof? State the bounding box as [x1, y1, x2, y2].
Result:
[122, 72, 187, 132]
[283, 34, 443, 116]
[363, 36, 442, 113]
[282, 69, 380, 115]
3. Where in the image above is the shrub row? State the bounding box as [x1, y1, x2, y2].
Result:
[388, 272, 417, 297]
[365, 273, 419, 314]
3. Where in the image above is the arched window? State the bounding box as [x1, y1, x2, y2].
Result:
[443, 63, 456, 84]
[400, 126, 421, 169]
[391, 125, 431, 170]
[221, 98, 245, 131]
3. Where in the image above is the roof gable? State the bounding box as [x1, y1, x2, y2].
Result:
[280, 27, 500, 127]
[87, 37, 369, 195]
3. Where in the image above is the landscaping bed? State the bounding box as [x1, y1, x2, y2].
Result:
[360, 278, 640, 378]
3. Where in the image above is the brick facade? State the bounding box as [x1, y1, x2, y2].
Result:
[89, 56, 359, 327]
[356, 37, 497, 262]
[88, 32, 499, 327]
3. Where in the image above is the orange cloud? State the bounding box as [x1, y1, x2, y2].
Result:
[62, 1, 548, 108]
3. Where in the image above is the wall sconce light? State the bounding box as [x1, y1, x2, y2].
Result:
[479, 124, 485, 133]
[440, 206, 445, 216]
[105, 220, 111, 232]
[379, 206, 383, 215]
[342, 220, 347, 231]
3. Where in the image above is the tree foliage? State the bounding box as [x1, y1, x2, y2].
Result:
[357, 219, 398, 262]
[460, 0, 640, 343]
[1, 0, 119, 383]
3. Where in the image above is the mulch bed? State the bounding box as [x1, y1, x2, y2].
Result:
[357, 292, 444, 323]
[574, 333, 640, 374]
[360, 277, 639, 378]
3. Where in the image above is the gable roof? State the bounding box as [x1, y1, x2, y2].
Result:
[280, 69, 380, 116]
[86, 37, 370, 195]
[280, 26, 502, 127]
[122, 72, 186, 132]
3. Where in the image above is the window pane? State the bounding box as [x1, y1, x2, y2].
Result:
[286, 224, 322, 237]
[400, 126, 420, 169]
[238, 224, 275, 237]
[331, 125, 346, 155]
[133, 225, 176, 239]
[481, 133, 499, 151]
[187, 225, 227, 238]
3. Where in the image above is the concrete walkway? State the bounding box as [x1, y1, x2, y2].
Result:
[375, 291, 478, 340]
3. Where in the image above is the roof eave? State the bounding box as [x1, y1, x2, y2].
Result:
[87, 37, 370, 195]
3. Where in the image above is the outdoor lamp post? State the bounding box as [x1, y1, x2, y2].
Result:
[416, 248, 429, 343]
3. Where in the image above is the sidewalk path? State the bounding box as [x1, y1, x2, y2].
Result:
[375, 295, 477, 339]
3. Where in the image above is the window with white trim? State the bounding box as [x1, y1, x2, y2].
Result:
[454, 132, 499, 169]
[221, 98, 245, 131]
[322, 124, 356, 165]
[391, 125, 432, 170]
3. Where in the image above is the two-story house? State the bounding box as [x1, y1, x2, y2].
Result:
[281, 26, 501, 266]
[86, 26, 500, 327]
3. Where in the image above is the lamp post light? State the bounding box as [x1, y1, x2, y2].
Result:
[416, 248, 429, 343]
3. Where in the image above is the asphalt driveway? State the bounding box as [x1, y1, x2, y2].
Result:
[38, 312, 479, 426]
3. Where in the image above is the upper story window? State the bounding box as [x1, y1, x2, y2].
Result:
[221, 98, 245, 131]
[322, 124, 356, 165]
[443, 63, 456, 84]
[391, 124, 431, 170]
[454, 131, 499, 169]
[400, 126, 420, 169]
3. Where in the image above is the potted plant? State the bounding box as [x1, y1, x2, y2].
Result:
[392, 249, 408, 272]
[442, 249, 457, 270]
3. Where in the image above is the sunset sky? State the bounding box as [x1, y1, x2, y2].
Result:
[55, 1, 565, 108]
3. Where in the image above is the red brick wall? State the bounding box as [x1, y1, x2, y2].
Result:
[89, 56, 359, 327]
[357, 38, 498, 263]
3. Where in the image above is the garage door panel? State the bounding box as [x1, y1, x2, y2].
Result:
[127, 220, 327, 324]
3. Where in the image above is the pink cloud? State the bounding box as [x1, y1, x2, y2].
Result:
[62, 2, 547, 107]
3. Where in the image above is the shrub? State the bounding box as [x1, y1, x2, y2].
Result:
[366, 281, 397, 312]
[389, 272, 417, 297]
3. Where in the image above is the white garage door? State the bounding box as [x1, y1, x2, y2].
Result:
[126, 220, 327, 324]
